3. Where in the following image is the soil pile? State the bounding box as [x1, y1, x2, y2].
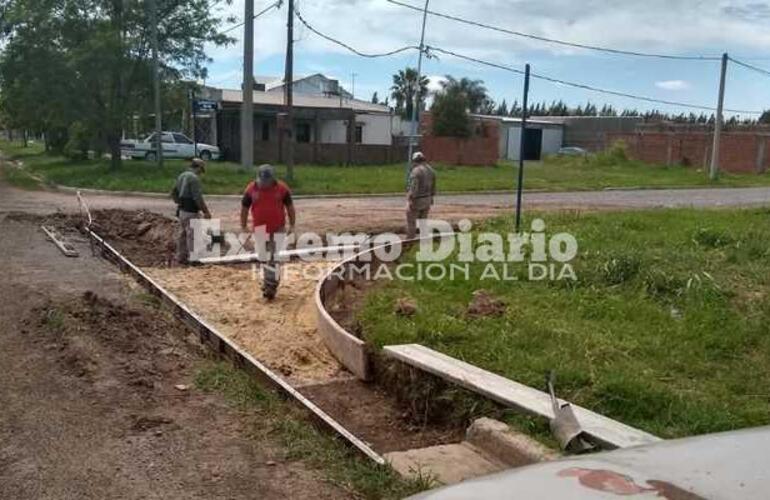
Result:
[28, 290, 201, 391]
[89, 209, 177, 266]
[467, 289, 506, 317]
[6, 209, 177, 266]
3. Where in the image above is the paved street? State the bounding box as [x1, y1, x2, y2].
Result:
[2, 179, 769, 233]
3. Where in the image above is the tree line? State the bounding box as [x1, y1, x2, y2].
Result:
[383, 66, 770, 136]
[0, 0, 232, 168]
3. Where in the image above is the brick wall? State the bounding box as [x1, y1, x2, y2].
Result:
[418, 113, 499, 166]
[607, 132, 770, 174]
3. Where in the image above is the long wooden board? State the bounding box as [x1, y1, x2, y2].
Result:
[383, 344, 661, 450]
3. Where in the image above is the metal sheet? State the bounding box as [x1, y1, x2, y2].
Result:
[410, 426, 770, 499]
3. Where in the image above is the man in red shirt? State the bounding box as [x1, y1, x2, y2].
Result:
[240, 164, 296, 300]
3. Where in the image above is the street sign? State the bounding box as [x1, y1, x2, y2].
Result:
[194, 99, 218, 112]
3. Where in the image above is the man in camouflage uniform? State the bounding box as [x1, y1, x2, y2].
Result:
[171, 158, 211, 264]
[406, 151, 436, 239]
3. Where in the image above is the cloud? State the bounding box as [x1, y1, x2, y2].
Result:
[208, 0, 770, 65]
[426, 75, 446, 94]
[655, 80, 691, 91]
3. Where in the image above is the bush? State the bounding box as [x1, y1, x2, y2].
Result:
[599, 253, 641, 285]
[431, 87, 470, 137]
[692, 227, 734, 249]
[63, 121, 90, 160]
[644, 270, 685, 300]
[595, 140, 629, 165]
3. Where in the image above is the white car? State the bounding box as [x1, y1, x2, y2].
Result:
[121, 132, 221, 161]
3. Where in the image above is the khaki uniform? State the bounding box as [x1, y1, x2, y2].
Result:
[406, 162, 436, 239]
[172, 170, 205, 264]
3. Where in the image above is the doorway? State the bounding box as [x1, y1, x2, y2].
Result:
[523, 128, 542, 161]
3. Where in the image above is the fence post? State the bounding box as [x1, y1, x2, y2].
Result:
[756, 135, 767, 174]
[514, 63, 530, 234]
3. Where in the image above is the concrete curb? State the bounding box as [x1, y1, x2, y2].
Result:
[313, 234, 454, 380]
[51, 183, 529, 200]
[50, 181, 765, 200]
[466, 418, 560, 467]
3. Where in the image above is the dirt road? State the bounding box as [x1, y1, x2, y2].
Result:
[3, 178, 769, 235]
[0, 215, 348, 499]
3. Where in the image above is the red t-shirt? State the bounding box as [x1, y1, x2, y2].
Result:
[241, 180, 293, 234]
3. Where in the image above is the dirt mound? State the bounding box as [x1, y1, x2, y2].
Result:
[5, 208, 177, 266]
[467, 289, 506, 317]
[28, 290, 201, 393]
[394, 297, 417, 317]
[88, 209, 177, 266]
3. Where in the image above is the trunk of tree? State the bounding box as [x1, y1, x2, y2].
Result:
[22, 130, 28, 148]
[107, 134, 121, 169]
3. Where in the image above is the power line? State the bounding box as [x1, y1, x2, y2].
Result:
[294, 7, 419, 57]
[425, 45, 762, 114]
[387, 0, 721, 61]
[729, 56, 770, 79]
[290, 9, 761, 115]
[219, 0, 283, 35]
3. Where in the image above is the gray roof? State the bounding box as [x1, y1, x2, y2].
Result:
[219, 88, 391, 113]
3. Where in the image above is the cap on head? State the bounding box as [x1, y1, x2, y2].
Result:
[257, 164, 276, 185]
[190, 158, 206, 172]
[412, 151, 426, 163]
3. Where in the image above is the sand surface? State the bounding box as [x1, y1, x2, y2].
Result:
[146, 262, 351, 386]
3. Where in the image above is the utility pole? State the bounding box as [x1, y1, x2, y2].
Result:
[710, 52, 728, 181]
[284, 0, 295, 181]
[405, 0, 430, 187]
[241, 0, 255, 169]
[351, 72, 358, 99]
[190, 87, 198, 158]
[514, 63, 530, 234]
[149, 0, 163, 167]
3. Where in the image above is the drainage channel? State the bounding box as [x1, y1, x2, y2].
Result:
[86, 229, 387, 465]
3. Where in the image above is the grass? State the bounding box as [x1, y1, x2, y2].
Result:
[359, 208, 770, 439]
[4, 139, 770, 195]
[194, 361, 431, 499]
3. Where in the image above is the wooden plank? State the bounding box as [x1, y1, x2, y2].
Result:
[87, 229, 385, 465]
[383, 344, 661, 450]
[41, 225, 79, 257]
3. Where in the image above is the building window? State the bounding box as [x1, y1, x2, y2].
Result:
[296, 123, 311, 143]
[261, 121, 269, 141]
[355, 125, 363, 144]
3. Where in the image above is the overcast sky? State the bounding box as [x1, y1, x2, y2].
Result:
[204, 0, 770, 117]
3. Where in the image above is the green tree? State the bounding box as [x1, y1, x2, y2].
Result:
[439, 75, 488, 113]
[371, 91, 379, 104]
[495, 99, 508, 116]
[759, 110, 770, 124]
[431, 85, 470, 137]
[390, 67, 429, 119]
[0, 0, 233, 168]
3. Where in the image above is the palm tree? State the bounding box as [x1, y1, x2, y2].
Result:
[390, 67, 430, 119]
[439, 76, 488, 114]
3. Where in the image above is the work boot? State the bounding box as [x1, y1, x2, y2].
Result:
[262, 287, 276, 301]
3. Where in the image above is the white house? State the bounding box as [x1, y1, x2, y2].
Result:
[197, 79, 404, 164]
[259, 73, 354, 100]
